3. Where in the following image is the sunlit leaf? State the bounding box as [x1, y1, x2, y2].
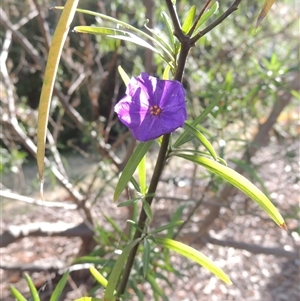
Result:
[104, 239, 142, 300]
[89, 266, 108, 288]
[256, 0, 275, 28]
[177, 154, 286, 229]
[138, 153, 147, 194]
[55, 7, 174, 62]
[118, 66, 130, 86]
[161, 12, 175, 50]
[24, 273, 40, 301]
[182, 6, 196, 34]
[155, 237, 232, 284]
[74, 298, 103, 301]
[183, 122, 218, 160]
[74, 26, 162, 55]
[173, 93, 224, 148]
[49, 271, 70, 301]
[114, 141, 153, 201]
[193, 1, 219, 35]
[9, 286, 27, 301]
[37, 0, 79, 199]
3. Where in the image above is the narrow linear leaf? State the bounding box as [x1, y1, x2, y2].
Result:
[256, 0, 275, 29]
[114, 141, 153, 201]
[117, 198, 139, 207]
[138, 154, 147, 194]
[104, 238, 142, 300]
[74, 26, 161, 55]
[193, 1, 219, 35]
[89, 266, 108, 288]
[150, 220, 183, 235]
[37, 0, 79, 197]
[161, 12, 175, 49]
[155, 237, 232, 284]
[144, 22, 174, 54]
[146, 274, 168, 300]
[55, 7, 174, 61]
[24, 273, 40, 301]
[130, 176, 141, 193]
[130, 279, 145, 301]
[177, 154, 286, 229]
[143, 239, 151, 278]
[173, 93, 224, 148]
[126, 220, 144, 233]
[49, 271, 70, 301]
[182, 6, 196, 34]
[183, 122, 218, 160]
[118, 66, 130, 86]
[9, 286, 27, 301]
[142, 199, 153, 222]
[162, 64, 171, 80]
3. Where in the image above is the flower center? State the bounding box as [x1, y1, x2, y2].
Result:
[150, 105, 162, 116]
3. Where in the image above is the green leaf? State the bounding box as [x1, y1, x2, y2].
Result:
[55, 7, 174, 62]
[150, 220, 183, 235]
[9, 286, 28, 301]
[104, 215, 128, 241]
[155, 237, 232, 284]
[146, 274, 168, 301]
[129, 279, 144, 301]
[104, 238, 142, 300]
[126, 220, 144, 233]
[138, 153, 147, 194]
[177, 154, 286, 229]
[118, 66, 130, 86]
[49, 271, 70, 301]
[256, 0, 275, 29]
[183, 122, 218, 160]
[193, 1, 219, 35]
[24, 273, 40, 301]
[130, 176, 141, 193]
[89, 266, 108, 288]
[144, 22, 174, 54]
[162, 64, 171, 80]
[117, 198, 139, 207]
[74, 26, 162, 55]
[142, 199, 153, 222]
[37, 0, 79, 198]
[173, 93, 224, 148]
[114, 141, 153, 201]
[143, 239, 151, 278]
[161, 12, 175, 50]
[182, 6, 196, 34]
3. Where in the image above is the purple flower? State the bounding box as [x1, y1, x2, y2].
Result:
[114, 72, 187, 142]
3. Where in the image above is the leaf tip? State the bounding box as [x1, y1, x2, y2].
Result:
[280, 222, 288, 231]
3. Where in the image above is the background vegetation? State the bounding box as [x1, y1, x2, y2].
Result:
[1, 0, 299, 300]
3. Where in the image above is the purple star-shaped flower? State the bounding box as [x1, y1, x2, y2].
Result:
[114, 72, 187, 142]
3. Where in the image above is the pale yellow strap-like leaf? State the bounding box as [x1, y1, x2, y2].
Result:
[256, 0, 275, 28]
[37, 0, 79, 199]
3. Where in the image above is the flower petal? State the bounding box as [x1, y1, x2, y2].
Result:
[114, 72, 187, 142]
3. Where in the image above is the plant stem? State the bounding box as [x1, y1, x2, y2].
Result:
[117, 134, 170, 297]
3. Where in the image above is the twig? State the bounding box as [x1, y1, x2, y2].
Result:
[0, 222, 93, 248]
[202, 234, 299, 260]
[187, 0, 212, 37]
[0, 190, 77, 210]
[190, 0, 242, 44]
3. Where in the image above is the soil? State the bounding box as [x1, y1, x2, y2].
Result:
[1, 141, 299, 301]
